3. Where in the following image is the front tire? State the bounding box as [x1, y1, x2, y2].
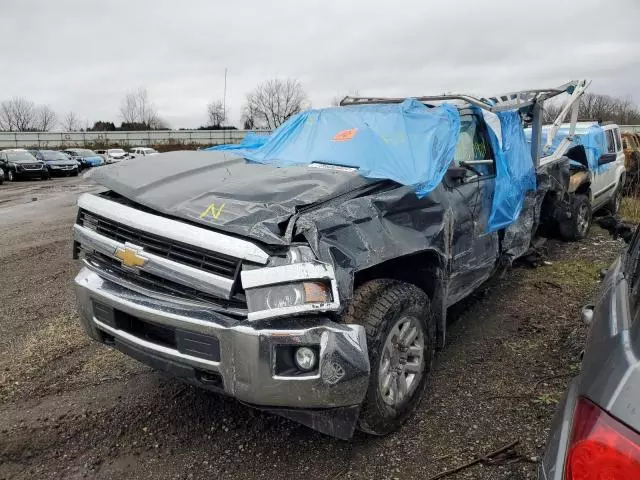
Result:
[559, 194, 591, 241]
[7, 170, 14, 182]
[343, 279, 434, 435]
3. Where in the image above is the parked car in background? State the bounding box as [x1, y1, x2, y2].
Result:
[105, 148, 129, 163]
[130, 147, 159, 158]
[0, 150, 49, 181]
[62, 149, 104, 169]
[94, 150, 109, 163]
[539, 225, 640, 479]
[32, 150, 79, 176]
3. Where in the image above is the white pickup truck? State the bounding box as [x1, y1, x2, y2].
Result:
[531, 122, 626, 240]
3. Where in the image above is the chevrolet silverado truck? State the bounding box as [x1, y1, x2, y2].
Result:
[73, 80, 589, 439]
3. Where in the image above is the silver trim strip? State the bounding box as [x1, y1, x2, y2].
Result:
[78, 193, 269, 264]
[74, 224, 235, 299]
[93, 318, 220, 371]
[241, 262, 336, 288]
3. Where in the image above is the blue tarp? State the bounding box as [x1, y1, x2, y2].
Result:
[525, 124, 607, 171]
[209, 99, 461, 197]
[212, 131, 270, 151]
[211, 102, 537, 232]
[484, 110, 537, 232]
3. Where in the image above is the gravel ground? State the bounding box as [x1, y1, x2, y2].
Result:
[0, 175, 628, 480]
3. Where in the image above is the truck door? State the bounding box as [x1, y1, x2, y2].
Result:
[593, 128, 619, 207]
[446, 110, 499, 305]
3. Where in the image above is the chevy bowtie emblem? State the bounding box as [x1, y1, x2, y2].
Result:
[114, 246, 147, 268]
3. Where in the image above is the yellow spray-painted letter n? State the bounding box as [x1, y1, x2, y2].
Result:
[200, 203, 225, 220]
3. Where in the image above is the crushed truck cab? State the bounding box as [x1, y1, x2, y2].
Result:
[73, 80, 591, 439]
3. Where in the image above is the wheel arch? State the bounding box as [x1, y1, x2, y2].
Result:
[353, 249, 448, 348]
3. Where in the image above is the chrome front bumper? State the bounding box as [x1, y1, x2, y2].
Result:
[75, 267, 370, 409]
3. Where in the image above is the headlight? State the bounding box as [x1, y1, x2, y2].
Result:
[246, 281, 332, 313]
[241, 249, 340, 321]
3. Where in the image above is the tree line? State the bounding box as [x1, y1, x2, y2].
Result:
[544, 92, 640, 125]
[2, 80, 639, 132]
[0, 87, 169, 132]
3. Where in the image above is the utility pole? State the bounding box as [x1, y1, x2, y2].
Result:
[223, 68, 227, 126]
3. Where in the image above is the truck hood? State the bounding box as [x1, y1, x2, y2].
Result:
[88, 150, 374, 245]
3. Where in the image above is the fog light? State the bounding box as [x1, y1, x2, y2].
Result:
[294, 347, 317, 371]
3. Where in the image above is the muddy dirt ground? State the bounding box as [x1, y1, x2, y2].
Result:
[0, 175, 628, 479]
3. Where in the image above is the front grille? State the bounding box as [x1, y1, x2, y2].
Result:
[84, 250, 246, 312]
[23, 164, 43, 169]
[78, 209, 241, 279]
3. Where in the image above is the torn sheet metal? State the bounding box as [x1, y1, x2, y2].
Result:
[501, 160, 570, 262]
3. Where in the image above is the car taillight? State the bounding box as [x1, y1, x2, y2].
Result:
[565, 397, 640, 479]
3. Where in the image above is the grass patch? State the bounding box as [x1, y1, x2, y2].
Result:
[79, 347, 145, 380]
[528, 259, 607, 291]
[0, 315, 90, 402]
[620, 196, 640, 224]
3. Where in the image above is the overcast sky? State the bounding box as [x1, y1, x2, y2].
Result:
[3, 0, 640, 129]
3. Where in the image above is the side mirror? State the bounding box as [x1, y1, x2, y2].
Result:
[598, 153, 617, 166]
[445, 166, 467, 186]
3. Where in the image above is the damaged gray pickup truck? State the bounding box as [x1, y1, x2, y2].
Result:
[73, 80, 590, 439]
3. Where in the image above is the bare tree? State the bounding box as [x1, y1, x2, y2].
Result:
[0, 97, 38, 131]
[206, 100, 225, 127]
[36, 105, 57, 131]
[541, 93, 640, 126]
[119, 87, 163, 129]
[542, 101, 564, 123]
[244, 78, 308, 129]
[61, 111, 81, 131]
[241, 103, 258, 130]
